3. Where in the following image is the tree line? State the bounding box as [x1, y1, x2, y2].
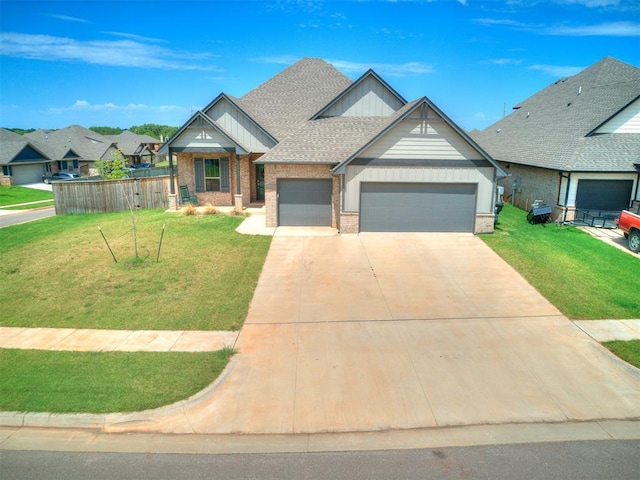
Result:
[7, 124, 179, 140]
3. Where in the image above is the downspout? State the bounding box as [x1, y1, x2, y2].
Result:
[633, 170, 640, 211]
[563, 172, 571, 223]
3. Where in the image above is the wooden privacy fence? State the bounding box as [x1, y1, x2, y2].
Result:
[53, 176, 172, 214]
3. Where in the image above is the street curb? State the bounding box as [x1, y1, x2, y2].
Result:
[1, 419, 639, 454]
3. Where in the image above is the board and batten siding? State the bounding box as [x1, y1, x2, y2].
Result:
[205, 98, 275, 152]
[320, 76, 404, 117]
[359, 114, 481, 160]
[172, 126, 236, 150]
[343, 165, 495, 213]
[594, 97, 640, 134]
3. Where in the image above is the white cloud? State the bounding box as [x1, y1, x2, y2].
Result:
[0, 32, 216, 70]
[528, 64, 585, 77]
[484, 58, 523, 65]
[329, 59, 434, 77]
[552, 0, 622, 7]
[48, 100, 187, 115]
[254, 55, 300, 65]
[255, 56, 433, 77]
[47, 14, 88, 23]
[476, 14, 639, 37]
[546, 21, 640, 36]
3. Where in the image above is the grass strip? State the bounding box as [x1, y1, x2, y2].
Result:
[0, 185, 53, 206]
[0, 348, 235, 413]
[3, 201, 55, 210]
[603, 340, 640, 369]
[481, 204, 640, 319]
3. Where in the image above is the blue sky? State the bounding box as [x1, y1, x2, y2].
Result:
[1, 0, 638, 132]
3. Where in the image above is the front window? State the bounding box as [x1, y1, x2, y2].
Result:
[194, 157, 230, 193]
[205, 159, 221, 191]
[2, 165, 12, 176]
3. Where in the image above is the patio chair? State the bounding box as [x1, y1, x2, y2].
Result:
[179, 185, 198, 205]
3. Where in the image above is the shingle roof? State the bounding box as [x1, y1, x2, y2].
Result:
[238, 58, 352, 140]
[105, 130, 160, 156]
[473, 57, 640, 172]
[26, 125, 117, 161]
[0, 128, 51, 165]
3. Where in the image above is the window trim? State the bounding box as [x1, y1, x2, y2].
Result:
[194, 157, 230, 193]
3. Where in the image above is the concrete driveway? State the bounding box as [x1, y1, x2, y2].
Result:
[105, 234, 640, 434]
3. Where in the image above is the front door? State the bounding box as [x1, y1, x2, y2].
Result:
[256, 164, 265, 201]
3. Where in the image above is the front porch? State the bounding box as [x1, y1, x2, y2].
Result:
[171, 152, 265, 210]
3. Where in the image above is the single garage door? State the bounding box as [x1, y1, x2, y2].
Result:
[12, 164, 45, 185]
[278, 179, 332, 226]
[360, 182, 477, 232]
[575, 179, 633, 211]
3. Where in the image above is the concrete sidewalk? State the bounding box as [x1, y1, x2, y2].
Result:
[0, 327, 238, 352]
[1, 320, 637, 353]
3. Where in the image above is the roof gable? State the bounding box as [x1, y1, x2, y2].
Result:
[0, 128, 51, 164]
[312, 70, 406, 119]
[203, 93, 277, 152]
[592, 96, 640, 134]
[166, 111, 249, 153]
[333, 97, 504, 175]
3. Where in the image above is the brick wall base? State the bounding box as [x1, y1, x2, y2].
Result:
[475, 214, 495, 234]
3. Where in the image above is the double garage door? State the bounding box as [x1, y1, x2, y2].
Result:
[277, 179, 477, 232]
[360, 182, 477, 232]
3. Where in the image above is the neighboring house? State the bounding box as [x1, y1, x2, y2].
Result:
[105, 131, 162, 166]
[473, 57, 640, 221]
[163, 58, 505, 233]
[0, 128, 52, 185]
[26, 125, 119, 177]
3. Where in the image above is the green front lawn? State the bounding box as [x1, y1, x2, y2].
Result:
[0, 210, 271, 330]
[0, 348, 235, 413]
[482, 204, 640, 319]
[0, 185, 53, 206]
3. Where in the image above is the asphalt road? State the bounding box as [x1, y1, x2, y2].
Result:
[1, 440, 638, 480]
[0, 207, 55, 228]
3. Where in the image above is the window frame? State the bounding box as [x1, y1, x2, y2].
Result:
[194, 157, 230, 193]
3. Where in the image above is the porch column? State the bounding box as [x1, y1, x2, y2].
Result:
[167, 147, 178, 210]
[234, 154, 243, 213]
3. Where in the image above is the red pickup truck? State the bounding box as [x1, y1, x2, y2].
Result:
[617, 210, 640, 253]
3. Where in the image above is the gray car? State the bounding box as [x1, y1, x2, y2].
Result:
[43, 171, 81, 183]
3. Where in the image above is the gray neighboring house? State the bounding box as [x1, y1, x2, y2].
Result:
[26, 125, 119, 178]
[0, 128, 52, 185]
[163, 58, 505, 233]
[105, 131, 162, 166]
[473, 57, 640, 221]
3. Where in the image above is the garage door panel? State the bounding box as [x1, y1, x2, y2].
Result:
[576, 180, 633, 211]
[12, 164, 45, 185]
[278, 179, 332, 226]
[360, 182, 476, 232]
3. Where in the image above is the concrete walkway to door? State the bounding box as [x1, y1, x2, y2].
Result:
[71, 233, 639, 435]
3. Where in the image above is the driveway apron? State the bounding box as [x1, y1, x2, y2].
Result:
[105, 234, 640, 434]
